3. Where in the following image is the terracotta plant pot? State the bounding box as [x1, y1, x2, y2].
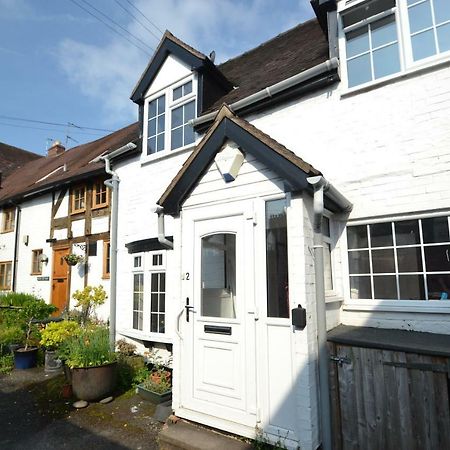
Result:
[71, 362, 117, 401]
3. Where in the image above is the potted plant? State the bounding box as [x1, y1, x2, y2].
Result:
[63, 326, 117, 401]
[14, 298, 57, 369]
[63, 253, 83, 266]
[137, 368, 172, 404]
[40, 320, 81, 373]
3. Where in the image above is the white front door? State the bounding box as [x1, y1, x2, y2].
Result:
[179, 205, 257, 434]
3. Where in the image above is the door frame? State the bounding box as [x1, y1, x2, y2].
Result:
[175, 200, 259, 438]
[51, 245, 71, 313]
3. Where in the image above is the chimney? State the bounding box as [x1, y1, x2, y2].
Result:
[47, 140, 65, 157]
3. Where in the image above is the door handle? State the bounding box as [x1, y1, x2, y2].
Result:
[185, 297, 194, 322]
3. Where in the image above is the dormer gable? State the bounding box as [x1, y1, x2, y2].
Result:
[130, 31, 232, 109]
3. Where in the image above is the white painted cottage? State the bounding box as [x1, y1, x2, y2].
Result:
[2, 0, 450, 448]
[109, 0, 450, 448]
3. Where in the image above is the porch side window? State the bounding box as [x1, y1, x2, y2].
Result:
[266, 199, 289, 318]
[147, 95, 165, 155]
[347, 216, 450, 300]
[133, 273, 144, 330]
[201, 234, 236, 318]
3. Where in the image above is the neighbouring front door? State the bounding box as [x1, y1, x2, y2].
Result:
[51, 247, 70, 314]
[179, 207, 258, 435]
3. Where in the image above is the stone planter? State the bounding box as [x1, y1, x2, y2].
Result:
[136, 383, 172, 404]
[44, 350, 63, 373]
[71, 362, 117, 401]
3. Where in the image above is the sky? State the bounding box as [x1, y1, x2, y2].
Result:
[0, 0, 314, 155]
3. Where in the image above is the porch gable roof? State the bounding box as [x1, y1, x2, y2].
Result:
[158, 104, 321, 216]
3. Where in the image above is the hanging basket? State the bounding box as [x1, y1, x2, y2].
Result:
[64, 254, 83, 266]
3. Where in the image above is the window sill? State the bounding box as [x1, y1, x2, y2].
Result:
[341, 55, 450, 98]
[140, 143, 195, 167]
[325, 295, 344, 304]
[343, 299, 450, 314]
[117, 328, 172, 344]
[31, 273, 42, 276]
[0, 230, 14, 234]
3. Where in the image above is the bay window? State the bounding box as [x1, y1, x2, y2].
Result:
[145, 77, 196, 156]
[341, 0, 450, 89]
[347, 215, 450, 300]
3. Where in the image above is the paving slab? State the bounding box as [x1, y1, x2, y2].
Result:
[158, 419, 252, 450]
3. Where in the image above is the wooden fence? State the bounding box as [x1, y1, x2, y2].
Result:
[328, 328, 450, 450]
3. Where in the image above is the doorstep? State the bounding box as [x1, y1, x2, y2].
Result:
[158, 418, 252, 450]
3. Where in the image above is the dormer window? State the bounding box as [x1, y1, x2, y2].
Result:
[144, 76, 197, 157]
[340, 0, 450, 89]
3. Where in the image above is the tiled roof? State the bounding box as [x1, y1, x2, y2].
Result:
[0, 143, 42, 179]
[0, 123, 139, 205]
[204, 19, 329, 113]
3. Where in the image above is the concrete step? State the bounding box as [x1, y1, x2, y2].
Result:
[158, 418, 253, 450]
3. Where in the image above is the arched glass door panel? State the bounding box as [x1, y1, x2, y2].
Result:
[201, 233, 236, 318]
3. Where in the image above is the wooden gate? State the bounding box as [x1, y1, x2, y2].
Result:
[329, 341, 450, 450]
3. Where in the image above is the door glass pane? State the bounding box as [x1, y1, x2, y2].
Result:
[266, 199, 289, 318]
[201, 233, 236, 318]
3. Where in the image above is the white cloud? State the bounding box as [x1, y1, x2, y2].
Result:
[55, 0, 313, 127]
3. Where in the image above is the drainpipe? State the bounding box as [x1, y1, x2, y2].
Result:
[307, 176, 352, 450]
[12, 204, 21, 292]
[152, 205, 173, 250]
[94, 142, 136, 351]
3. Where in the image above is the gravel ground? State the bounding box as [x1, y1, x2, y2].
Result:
[0, 368, 162, 450]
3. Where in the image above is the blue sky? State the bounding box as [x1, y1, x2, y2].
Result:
[0, 0, 313, 155]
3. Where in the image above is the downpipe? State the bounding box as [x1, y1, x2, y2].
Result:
[12, 204, 21, 292]
[307, 176, 352, 450]
[152, 205, 174, 250]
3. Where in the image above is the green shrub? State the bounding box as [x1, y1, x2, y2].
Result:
[0, 354, 14, 374]
[62, 326, 116, 368]
[116, 354, 147, 390]
[40, 321, 81, 350]
[72, 285, 107, 325]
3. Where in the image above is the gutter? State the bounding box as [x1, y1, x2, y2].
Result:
[151, 205, 174, 250]
[93, 142, 137, 351]
[306, 175, 352, 450]
[191, 57, 339, 127]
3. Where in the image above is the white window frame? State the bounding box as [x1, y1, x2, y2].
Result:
[343, 210, 450, 313]
[142, 74, 197, 164]
[338, 0, 450, 93]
